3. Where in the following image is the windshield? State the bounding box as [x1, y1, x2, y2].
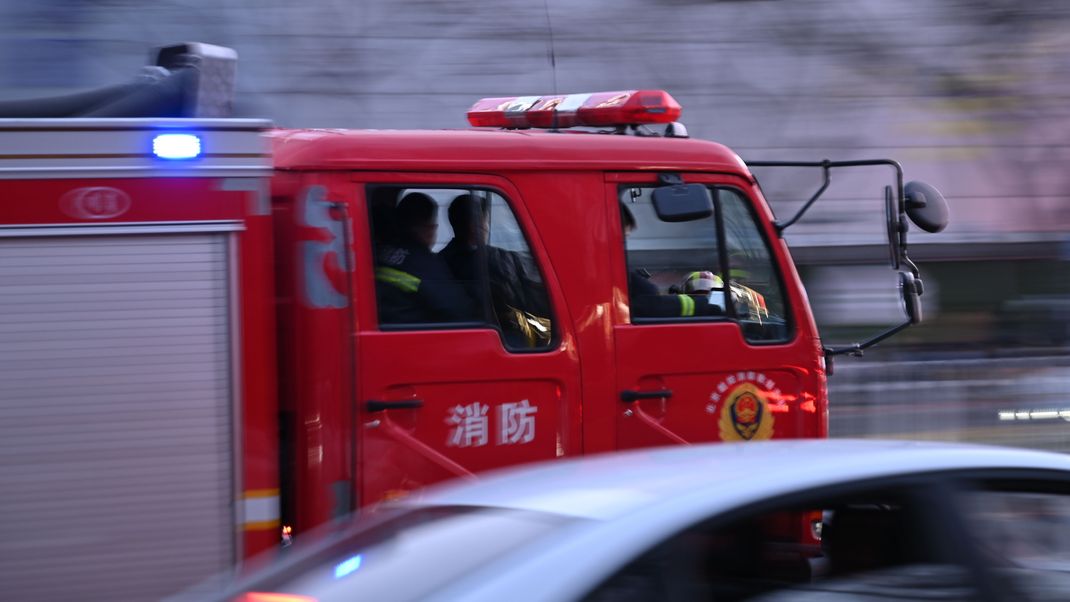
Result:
[219, 506, 577, 602]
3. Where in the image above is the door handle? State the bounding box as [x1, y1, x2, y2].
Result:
[620, 389, 673, 403]
[366, 399, 424, 412]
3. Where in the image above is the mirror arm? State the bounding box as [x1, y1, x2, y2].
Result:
[773, 160, 831, 234]
[824, 318, 913, 360]
[746, 159, 905, 235]
[900, 255, 924, 294]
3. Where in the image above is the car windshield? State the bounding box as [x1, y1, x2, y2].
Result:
[222, 505, 578, 602]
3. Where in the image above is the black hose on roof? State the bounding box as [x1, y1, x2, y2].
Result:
[0, 81, 145, 118]
[0, 67, 196, 118]
[83, 68, 195, 117]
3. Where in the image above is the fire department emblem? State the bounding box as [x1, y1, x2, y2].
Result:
[60, 186, 131, 220]
[712, 376, 776, 442]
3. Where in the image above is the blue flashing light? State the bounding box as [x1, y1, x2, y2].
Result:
[153, 133, 202, 160]
[333, 554, 363, 579]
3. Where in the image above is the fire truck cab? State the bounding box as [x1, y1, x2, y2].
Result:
[271, 121, 830, 530]
[0, 44, 948, 601]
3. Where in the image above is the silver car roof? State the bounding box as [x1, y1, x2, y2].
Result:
[405, 439, 1070, 520]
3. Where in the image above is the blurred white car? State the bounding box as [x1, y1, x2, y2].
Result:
[206, 440, 1070, 602]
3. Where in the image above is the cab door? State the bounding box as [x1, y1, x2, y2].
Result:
[609, 172, 822, 449]
[351, 173, 581, 505]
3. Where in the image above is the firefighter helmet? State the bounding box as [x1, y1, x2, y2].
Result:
[681, 271, 723, 293]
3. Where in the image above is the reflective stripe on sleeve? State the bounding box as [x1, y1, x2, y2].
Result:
[375, 267, 421, 293]
[678, 295, 695, 317]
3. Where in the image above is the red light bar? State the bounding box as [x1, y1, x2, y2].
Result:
[467, 90, 681, 129]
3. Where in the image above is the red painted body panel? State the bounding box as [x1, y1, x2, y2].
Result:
[1, 177, 245, 224]
[269, 128, 747, 175]
[237, 211, 280, 557]
[270, 172, 353, 533]
[505, 170, 621, 454]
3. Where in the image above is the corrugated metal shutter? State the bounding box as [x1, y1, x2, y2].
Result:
[0, 232, 236, 602]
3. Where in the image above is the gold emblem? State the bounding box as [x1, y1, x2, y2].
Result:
[718, 382, 775, 441]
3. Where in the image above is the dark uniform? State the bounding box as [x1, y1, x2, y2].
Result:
[439, 239, 553, 346]
[375, 238, 477, 324]
[629, 269, 721, 318]
[437, 238, 487, 315]
[439, 239, 550, 316]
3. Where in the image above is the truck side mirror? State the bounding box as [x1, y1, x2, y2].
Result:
[884, 185, 903, 269]
[651, 183, 713, 223]
[904, 181, 949, 234]
[900, 271, 921, 325]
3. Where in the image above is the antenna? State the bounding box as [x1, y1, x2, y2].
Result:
[543, 0, 559, 96]
[543, 0, 560, 130]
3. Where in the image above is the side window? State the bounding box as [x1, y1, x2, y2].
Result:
[620, 185, 791, 342]
[719, 188, 790, 343]
[621, 186, 722, 321]
[367, 186, 554, 350]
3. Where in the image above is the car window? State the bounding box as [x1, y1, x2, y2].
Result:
[368, 186, 554, 350]
[963, 489, 1070, 570]
[619, 185, 791, 342]
[583, 483, 981, 602]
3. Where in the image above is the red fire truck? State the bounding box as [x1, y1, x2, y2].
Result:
[0, 44, 947, 600]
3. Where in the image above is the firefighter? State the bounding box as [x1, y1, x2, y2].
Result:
[440, 193, 552, 346]
[679, 269, 768, 320]
[621, 203, 721, 319]
[438, 193, 491, 316]
[374, 192, 477, 324]
[679, 270, 727, 313]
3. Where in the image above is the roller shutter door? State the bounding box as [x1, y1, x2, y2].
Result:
[0, 232, 236, 601]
